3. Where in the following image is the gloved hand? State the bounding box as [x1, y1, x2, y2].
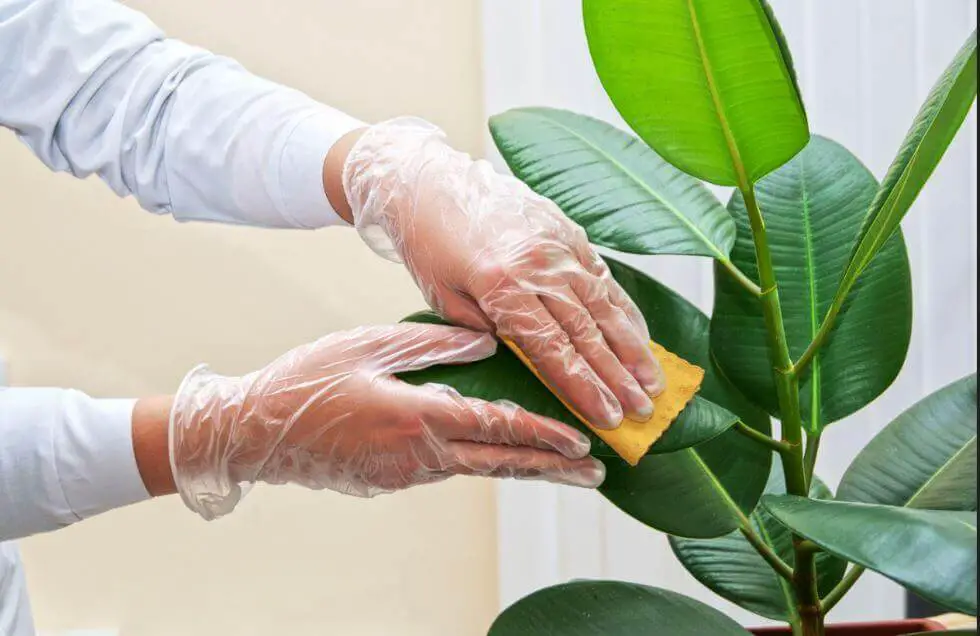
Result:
[343, 119, 665, 430]
[169, 323, 603, 520]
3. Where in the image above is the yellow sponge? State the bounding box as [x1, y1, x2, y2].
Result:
[501, 339, 705, 466]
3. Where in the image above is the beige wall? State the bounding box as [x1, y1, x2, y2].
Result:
[0, 1, 497, 634]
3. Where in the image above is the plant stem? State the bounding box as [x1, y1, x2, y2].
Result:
[739, 523, 794, 582]
[793, 543, 825, 636]
[740, 183, 823, 636]
[820, 566, 866, 615]
[719, 257, 763, 297]
[739, 185, 807, 496]
[803, 431, 821, 491]
[734, 420, 793, 454]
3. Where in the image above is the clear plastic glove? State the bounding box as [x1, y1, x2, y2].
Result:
[169, 323, 603, 520]
[343, 118, 666, 430]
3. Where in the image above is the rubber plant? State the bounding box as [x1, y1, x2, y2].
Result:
[401, 2, 978, 634]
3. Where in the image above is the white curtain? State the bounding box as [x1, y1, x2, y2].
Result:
[483, 0, 977, 626]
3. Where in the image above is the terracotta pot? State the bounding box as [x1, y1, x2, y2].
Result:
[749, 618, 947, 635]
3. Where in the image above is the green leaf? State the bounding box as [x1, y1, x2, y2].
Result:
[488, 107, 735, 258]
[403, 257, 771, 538]
[582, 0, 808, 185]
[488, 580, 752, 635]
[839, 30, 977, 300]
[711, 136, 912, 428]
[670, 462, 846, 621]
[400, 315, 735, 461]
[838, 374, 977, 511]
[763, 496, 978, 615]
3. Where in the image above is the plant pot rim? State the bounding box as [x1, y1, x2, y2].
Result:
[749, 617, 948, 634]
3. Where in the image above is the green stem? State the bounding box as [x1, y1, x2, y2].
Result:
[740, 185, 807, 496]
[803, 432, 821, 491]
[734, 420, 793, 454]
[793, 544, 825, 636]
[796, 540, 820, 555]
[719, 257, 763, 297]
[739, 523, 794, 582]
[741, 183, 823, 636]
[821, 566, 866, 615]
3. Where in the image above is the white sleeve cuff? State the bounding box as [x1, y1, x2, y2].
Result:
[55, 393, 149, 522]
[277, 108, 365, 229]
[0, 389, 148, 541]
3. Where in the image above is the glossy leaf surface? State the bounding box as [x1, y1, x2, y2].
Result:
[489, 107, 735, 258]
[583, 0, 808, 185]
[488, 580, 752, 635]
[838, 374, 977, 511]
[764, 497, 978, 615]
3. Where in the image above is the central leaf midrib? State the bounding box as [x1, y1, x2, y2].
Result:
[523, 112, 726, 259]
[799, 165, 821, 430]
[906, 434, 978, 508]
[689, 447, 745, 522]
[685, 0, 749, 186]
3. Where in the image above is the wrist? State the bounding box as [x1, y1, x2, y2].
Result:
[132, 394, 177, 497]
[323, 127, 367, 225]
[339, 117, 450, 262]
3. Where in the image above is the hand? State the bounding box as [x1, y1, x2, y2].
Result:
[168, 323, 603, 520]
[341, 119, 665, 429]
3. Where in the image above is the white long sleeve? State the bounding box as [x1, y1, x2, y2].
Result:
[0, 0, 365, 227]
[0, 389, 147, 541]
[0, 542, 34, 636]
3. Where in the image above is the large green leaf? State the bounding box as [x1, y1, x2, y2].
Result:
[582, 0, 808, 186]
[488, 580, 751, 635]
[837, 30, 977, 304]
[764, 496, 978, 615]
[488, 107, 735, 258]
[403, 257, 772, 538]
[401, 312, 735, 461]
[670, 463, 846, 621]
[711, 136, 912, 428]
[839, 374, 977, 511]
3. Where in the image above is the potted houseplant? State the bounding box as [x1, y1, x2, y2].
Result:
[401, 1, 977, 634]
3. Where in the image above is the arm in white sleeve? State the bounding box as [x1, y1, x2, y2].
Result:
[0, 0, 364, 228]
[0, 388, 148, 541]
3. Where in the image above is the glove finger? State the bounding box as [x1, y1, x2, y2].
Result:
[383, 323, 497, 374]
[445, 441, 605, 488]
[540, 288, 653, 418]
[481, 290, 623, 429]
[567, 274, 665, 396]
[569, 238, 651, 342]
[457, 396, 591, 458]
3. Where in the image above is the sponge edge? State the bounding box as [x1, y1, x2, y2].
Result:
[501, 339, 705, 466]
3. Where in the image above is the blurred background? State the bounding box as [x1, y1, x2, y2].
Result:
[0, 0, 975, 634]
